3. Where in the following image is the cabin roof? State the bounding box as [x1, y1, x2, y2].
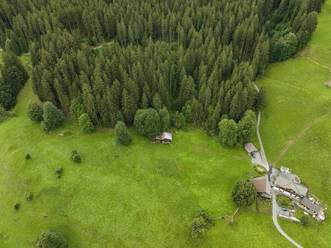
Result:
[245, 143, 257, 153]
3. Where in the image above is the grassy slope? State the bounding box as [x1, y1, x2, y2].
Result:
[0, 79, 292, 247]
[0, 74, 290, 247]
[257, 0, 331, 247]
[1, 2, 331, 247]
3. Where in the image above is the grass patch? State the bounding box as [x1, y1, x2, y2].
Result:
[256, 1, 331, 247]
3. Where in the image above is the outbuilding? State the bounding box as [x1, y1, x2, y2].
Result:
[152, 132, 172, 144]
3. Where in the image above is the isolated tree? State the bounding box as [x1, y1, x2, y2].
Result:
[78, 113, 95, 134]
[115, 121, 132, 146]
[34, 230, 68, 248]
[232, 179, 256, 207]
[27, 102, 43, 123]
[43, 102, 64, 131]
[134, 108, 161, 138]
[218, 119, 238, 147]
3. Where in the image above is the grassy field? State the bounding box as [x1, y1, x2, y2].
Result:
[257, 0, 331, 247]
[0, 81, 293, 248]
[1, 2, 331, 248]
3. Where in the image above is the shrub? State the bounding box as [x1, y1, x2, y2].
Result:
[300, 215, 309, 226]
[14, 203, 20, 211]
[134, 108, 161, 139]
[232, 179, 256, 207]
[115, 121, 132, 146]
[0, 105, 7, 122]
[191, 209, 213, 239]
[71, 150, 81, 163]
[34, 230, 68, 248]
[55, 168, 63, 178]
[78, 113, 95, 133]
[25, 154, 31, 159]
[43, 102, 64, 131]
[25, 192, 33, 201]
[27, 102, 43, 122]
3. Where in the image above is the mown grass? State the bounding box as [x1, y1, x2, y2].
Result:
[257, 0, 331, 247]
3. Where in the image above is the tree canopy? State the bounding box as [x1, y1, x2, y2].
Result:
[134, 108, 161, 139]
[232, 179, 257, 207]
[43, 102, 65, 131]
[0, 0, 322, 127]
[34, 230, 68, 248]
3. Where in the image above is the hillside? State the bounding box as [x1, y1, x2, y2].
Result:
[0, 0, 330, 247]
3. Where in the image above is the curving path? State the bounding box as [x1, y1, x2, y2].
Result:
[272, 191, 303, 248]
[253, 83, 303, 248]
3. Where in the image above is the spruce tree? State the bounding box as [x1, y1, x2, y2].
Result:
[43, 101, 65, 131]
[115, 121, 132, 146]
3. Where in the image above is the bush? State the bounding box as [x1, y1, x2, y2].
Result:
[115, 121, 132, 146]
[0, 105, 7, 122]
[191, 209, 213, 239]
[232, 179, 256, 207]
[55, 168, 63, 178]
[14, 203, 20, 211]
[300, 215, 309, 226]
[134, 108, 161, 138]
[28, 102, 43, 122]
[25, 154, 31, 159]
[34, 230, 68, 248]
[71, 150, 81, 163]
[25, 192, 33, 201]
[78, 113, 95, 133]
[43, 102, 64, 131]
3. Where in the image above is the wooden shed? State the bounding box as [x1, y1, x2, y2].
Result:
[152, 132, 172, 144]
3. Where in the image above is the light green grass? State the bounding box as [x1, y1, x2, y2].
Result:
[1, 2, 331, 247]
[256, 0, 331, 247]
[0, 81, 292, 248]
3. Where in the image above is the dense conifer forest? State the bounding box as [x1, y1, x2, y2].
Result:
[0, 0, 323, 130]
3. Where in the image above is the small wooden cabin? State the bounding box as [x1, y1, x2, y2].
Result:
[152, 132, 172, 144]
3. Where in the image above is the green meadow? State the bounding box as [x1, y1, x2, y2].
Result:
[257, 0, 331, 247]
[1, 1, 331, 247]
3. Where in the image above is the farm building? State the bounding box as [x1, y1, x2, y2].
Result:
[251, 175, 271, 198]
[151, 132, 172, 144]
[245, 143, 258, 154]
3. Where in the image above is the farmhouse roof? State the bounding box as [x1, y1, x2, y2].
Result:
[245, 143, 257, 153]
[301, 197, 323, 213]
[275, 173, 308, 196]
[162, 132, 172, 140]
[251, 176, 267, 193]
